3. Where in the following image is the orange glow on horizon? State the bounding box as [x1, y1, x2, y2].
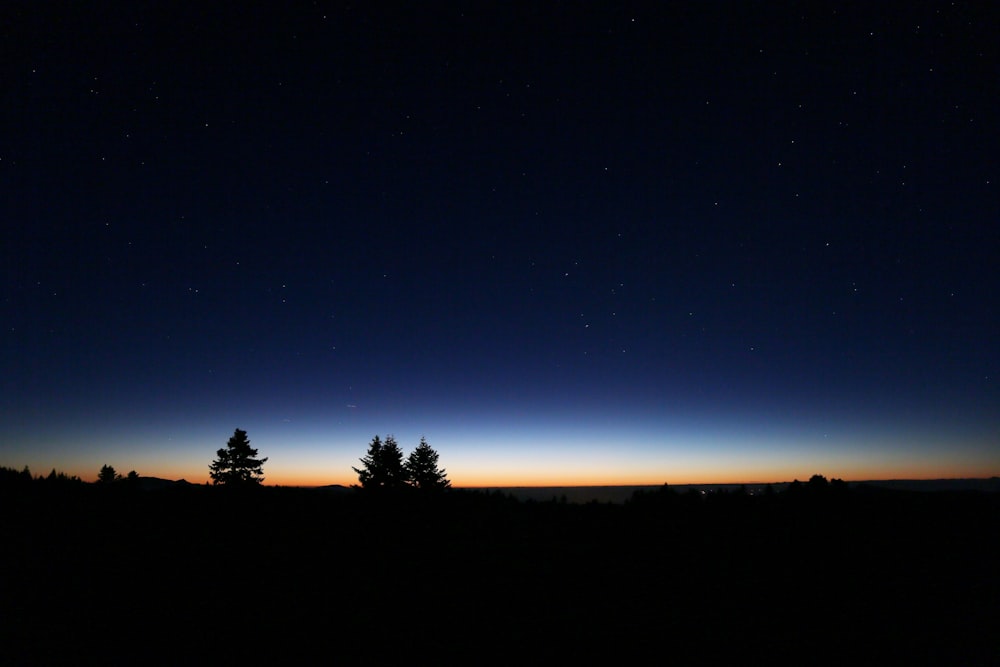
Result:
[41, 458, 1000, 488]
[257, 462, 996, 489]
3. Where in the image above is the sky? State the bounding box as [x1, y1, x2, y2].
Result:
[2, 2, 997, 486]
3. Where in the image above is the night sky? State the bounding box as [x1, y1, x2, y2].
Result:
[3, 2, 997, 486]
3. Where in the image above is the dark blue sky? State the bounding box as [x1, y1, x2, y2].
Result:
[3, 2, 997, 485]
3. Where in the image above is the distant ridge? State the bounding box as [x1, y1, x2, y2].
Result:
[304, 484, 351, 494]
[117, 478, 999, 501]
[466, 478, 1000, 504]
[852, 477, 1000, 493]
[135, 477, 193, 492]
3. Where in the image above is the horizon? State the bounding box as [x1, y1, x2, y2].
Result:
[5, 417, 997, 487]
[9, 461, 997, 489]
[5, 409, 996, 486]
[6, 440, 995, 489]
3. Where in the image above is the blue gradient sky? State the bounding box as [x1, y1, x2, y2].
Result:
[2, 3, 997, 485]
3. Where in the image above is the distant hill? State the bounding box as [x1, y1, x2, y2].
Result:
[134, 477, 193, 492]
[121, 478, 353, 493]
[466, 478, 1000, 503]
[299, 484, 351, 494]
[114, 477, 999, 501]
[852, 477, 1000, 493]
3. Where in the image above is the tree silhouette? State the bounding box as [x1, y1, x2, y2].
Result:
[405, 437, 450, 491]
[0, 465, 34, 487]
[43, 468, 82, 485]
[209, 428, 267, 486]
[97, 464, 119, 484]
[353, 434, 407, 490]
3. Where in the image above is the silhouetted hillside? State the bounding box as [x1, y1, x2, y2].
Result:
[1, 477, 996, 664]
[463, 477, 1000, 503]
[133, 476, 193, 491]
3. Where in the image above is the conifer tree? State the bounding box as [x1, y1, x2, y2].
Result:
[353, 434, 407, 490]
[405, 437, 450, 491]
[209, 428, 267, 486]
[97, 464, 118, 484]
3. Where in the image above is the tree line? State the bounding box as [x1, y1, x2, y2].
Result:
[205, 428, 449, 490]
[0, 465, 83, 486]
[2, 427, 450, 492]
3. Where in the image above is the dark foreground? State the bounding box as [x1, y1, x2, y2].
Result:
[3, 480, 997, 664]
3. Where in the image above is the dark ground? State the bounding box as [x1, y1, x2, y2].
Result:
[2, 480, 997, 664]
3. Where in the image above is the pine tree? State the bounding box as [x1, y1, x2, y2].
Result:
[209, 428, 267, 486]
[405, 437, 450, 491]
[97, 464, 118, 484]
[353, 434, 407, 490]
